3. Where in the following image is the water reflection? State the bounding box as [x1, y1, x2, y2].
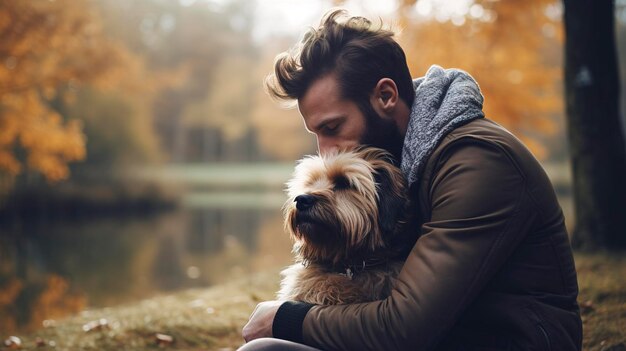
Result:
[0, 191, 293, 333]
[0, 188, 574, 334]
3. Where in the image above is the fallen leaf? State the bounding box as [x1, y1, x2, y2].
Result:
[155, 333, 174, 346]
[580, 300, 594, 313]
[42, 319, 57, 328]
[35, 337, 46, 347]
[3, 336, 21, 349]
[82, 318, 110, 333]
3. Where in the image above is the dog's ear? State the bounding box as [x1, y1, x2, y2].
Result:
[372, 158, 408, 234]
[354, 147, 408, 234]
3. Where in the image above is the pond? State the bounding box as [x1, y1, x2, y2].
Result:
[0, 162, 573, 334]
[0, 189, 295, 334]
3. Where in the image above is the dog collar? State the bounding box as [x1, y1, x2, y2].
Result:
[334, 257, 390, 280]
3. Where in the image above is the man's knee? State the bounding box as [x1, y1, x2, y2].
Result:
[238, 338, 277, 351]
[237, 338, 321, 351]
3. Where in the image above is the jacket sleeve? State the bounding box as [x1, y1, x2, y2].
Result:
[272, 140, 538, 351]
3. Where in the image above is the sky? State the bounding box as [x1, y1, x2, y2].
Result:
[251, 0, 400, 42]
[248, 0, 495, 42]
[179, 0, 490, 42]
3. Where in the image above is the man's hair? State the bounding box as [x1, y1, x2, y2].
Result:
[265, 9, 415, 109]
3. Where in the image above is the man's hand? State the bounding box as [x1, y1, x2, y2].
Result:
[242, 300, 284, 342]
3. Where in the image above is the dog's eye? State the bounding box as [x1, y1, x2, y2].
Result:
[334, 176, 351, 190]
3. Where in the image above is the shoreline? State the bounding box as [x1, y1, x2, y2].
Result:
[2, 252, 625, 351]
[1, 269, 282, 351]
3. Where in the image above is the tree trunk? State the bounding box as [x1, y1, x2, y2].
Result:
[564, 0, 626, 250]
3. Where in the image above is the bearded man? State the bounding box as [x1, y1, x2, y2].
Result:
[240, 9, 582, 351]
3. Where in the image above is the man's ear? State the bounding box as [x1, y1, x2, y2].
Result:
[370, 78, 399, 117]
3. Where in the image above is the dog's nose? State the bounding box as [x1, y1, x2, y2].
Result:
[294, 194, 316, 211]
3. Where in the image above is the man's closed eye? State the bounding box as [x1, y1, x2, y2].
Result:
[321, 122, 341, 135]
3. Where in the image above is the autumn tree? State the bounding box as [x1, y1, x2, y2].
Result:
[564, 0, 626, 250]
[396, 0, 563, 158]
[0, 0, 136, 184]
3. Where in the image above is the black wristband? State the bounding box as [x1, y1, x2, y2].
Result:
[272, 301, 315, 343]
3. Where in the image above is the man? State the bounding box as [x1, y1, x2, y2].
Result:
[241, 9, 582, 351]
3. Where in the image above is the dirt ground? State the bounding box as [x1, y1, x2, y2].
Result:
[1, 252, 624, 351]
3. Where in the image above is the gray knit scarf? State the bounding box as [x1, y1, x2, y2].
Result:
[400, 65, 485, 187]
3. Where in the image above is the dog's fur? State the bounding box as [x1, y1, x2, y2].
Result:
[278, 147, 415, 305]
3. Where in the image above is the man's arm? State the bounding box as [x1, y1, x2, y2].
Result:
[259, 140, 536, 350]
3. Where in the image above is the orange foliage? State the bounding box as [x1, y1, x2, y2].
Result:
[0, 0, 138, 181]
[0, 275, 85, 333]
[396, 0, 563, 159]
[28, 275, 86, 331]
[0, 278, 22, 306]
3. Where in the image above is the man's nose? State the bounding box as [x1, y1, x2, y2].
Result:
[316, 138, 338, 155]
[317, 139, 355, 155]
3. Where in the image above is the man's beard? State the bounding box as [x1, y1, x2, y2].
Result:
[359, 101, 404, 163]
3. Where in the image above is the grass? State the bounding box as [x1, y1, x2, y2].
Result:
[576, 252, 626, 351]
[0, 269, 281, 351]
[2, 252, 624, 351]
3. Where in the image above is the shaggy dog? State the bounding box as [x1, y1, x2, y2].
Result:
[278, 147, 415, 305]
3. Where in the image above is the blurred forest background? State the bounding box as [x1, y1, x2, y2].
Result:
[0, 0, 625, 343]
[0, 0, 593, 185]
[2, 0, 624, 187]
